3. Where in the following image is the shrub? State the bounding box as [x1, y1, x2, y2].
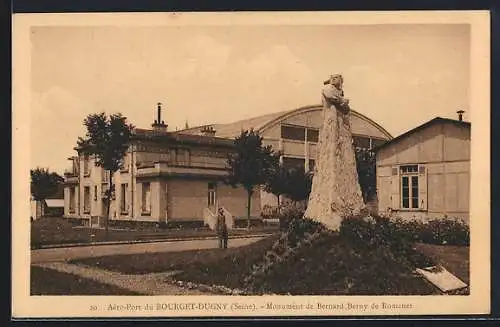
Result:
[383, 216, 470, 246]
[417, 218, 470, 246]
[277, 205, 306, 231]
[157, 221, 168, 229]
[260, 204, 305, 230]
[260, 204, 297, 230]
[285, 211, 325, 247]
[340, 215, 470, 248]
[340, 215, 403, 249]
[233, 218, 263, 228]
[339, 215, 434, 268]
[260, 205, 278, 220]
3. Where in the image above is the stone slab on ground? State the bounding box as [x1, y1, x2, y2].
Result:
[415, 265, 468, 292]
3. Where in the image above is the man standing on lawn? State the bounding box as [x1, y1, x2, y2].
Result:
[216, 208, 228, 249]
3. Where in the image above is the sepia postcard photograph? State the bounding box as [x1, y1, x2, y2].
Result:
[12, 11, 490, 318]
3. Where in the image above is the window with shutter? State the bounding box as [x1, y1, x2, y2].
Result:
[418, 164, 428, 210]
[83, 156, 90, 176]
[390, 166, 400, 209]
[142, 182, 151, 214]
[208, 182, 216, 207]
[83, 186, 90, 213]
[69, 188, 76, 213]
[120, 184, 128, 213]
[398, 164, 425, 210]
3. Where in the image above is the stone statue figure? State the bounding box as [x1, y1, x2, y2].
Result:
[303, 74, 365, 231]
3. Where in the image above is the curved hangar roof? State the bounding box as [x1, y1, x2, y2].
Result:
[178, 104, 393, 141]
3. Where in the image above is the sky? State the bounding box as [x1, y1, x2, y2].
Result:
[30, 24, 470, 174]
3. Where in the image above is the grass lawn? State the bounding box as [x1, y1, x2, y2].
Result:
[71, 235, 280, 289]
[68, 222, 470, 296]
[31, 265, 142, 295]
[72, 234, 444, 295]
[414, 243, 470, 284]
[31, 217, 277, 249]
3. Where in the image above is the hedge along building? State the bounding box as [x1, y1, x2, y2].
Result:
[179, 104, 393, 209]
[375, 113, 471, 223]
[63, 103, 261, 228]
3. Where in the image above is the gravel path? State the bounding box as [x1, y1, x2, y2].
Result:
[32, 237, 263, 263]
[31, 237, 264, 295]
[33, 261, 211, 295]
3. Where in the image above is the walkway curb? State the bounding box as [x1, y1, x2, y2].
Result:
[33, 233, 274, 250]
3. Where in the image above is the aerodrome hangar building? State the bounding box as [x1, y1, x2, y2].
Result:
[180, 104, 393, 209]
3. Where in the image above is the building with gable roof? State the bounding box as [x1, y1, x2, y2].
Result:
[375, 114, 471, 222]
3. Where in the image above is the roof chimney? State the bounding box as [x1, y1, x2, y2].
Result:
[152, 102, 168, 132]
[456, 109, 465, 122]
[201, 125, 216, 137]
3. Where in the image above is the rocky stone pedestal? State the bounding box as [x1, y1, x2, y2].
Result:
[304, 75, 365, 231]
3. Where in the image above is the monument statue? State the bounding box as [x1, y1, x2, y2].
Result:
[303, 74, 365, 231]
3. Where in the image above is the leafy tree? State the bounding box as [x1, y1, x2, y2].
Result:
[77, 112, 134, 233]
[285, 168, 313, 206]
[355, 148, 377, 202]
[263, 157, 288, 213]
[30, 168, 64, 217]
[227, 129, 278, 228]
